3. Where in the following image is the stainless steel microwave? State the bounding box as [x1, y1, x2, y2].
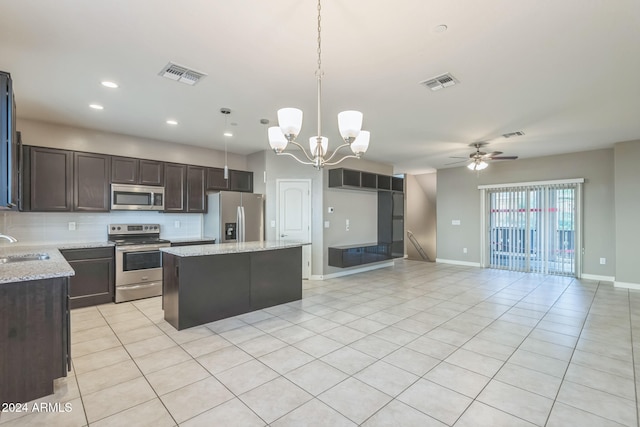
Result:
[111, 184, 164, 211]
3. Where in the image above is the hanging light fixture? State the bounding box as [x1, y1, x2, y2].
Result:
[467, 159, 488, 171]
[221, 108, 231, 179]
[267, 0, 370, 169]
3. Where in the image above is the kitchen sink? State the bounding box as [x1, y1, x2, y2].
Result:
[0, 253, 50, 263]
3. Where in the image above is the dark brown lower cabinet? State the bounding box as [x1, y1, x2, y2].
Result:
[0, 277, 70, 404]
[60, 247, 114, 309]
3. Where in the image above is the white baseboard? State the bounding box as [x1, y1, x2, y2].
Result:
[614, 281, 640, 290]
[310, 261, 395, 280]
[435, 258, 481, 268]
[581, 274, 615, 282]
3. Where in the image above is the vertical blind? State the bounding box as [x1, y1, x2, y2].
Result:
[487, 182, 577, 276]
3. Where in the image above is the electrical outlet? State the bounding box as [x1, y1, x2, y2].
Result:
[324, 221, 330, 228]
[346, 219, 350, 231]
[600, 257, 606, 265]
[68, 222, 76, 231]
[452, 220, 461, 225]
[174, 221, 180, 228]
[463, 248, 468, 254]
[270, 220, 276, 228]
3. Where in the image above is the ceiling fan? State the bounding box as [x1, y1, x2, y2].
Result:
[447, 142, 518, 171]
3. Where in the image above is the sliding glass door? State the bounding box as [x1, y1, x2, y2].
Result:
[487, 183, 578, 276]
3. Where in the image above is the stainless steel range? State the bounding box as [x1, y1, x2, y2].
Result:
[108, 224, 171, 303]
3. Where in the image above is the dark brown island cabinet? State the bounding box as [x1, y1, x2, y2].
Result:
[0, 277, 70, 404]
[162, 245, 302, 330]
[60, 247, 115, 309]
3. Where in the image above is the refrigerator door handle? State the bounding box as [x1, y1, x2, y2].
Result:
[237, 206, 246, 242]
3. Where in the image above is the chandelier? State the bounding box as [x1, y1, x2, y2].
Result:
[267, 0, 370, 169]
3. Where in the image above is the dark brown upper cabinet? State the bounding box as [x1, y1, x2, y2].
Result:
[74, 152, 110, 211]
[206, 167, 229, 191]
[164, 163, 187, 212]
[139, 160, 164, 186]
[111, 156, 164, 186]
[229, 170, 253, 193]
[22, 146, 73, 211]
[186, 165, 207, 213]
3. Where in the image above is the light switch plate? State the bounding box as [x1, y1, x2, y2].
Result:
[270, 220, 276, 228]
[452, 220, 461, 225]
[324, 221, 330, 228]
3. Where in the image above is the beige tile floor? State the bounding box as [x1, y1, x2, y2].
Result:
[1, 259, 639, 426]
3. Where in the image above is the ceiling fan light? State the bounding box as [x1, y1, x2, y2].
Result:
[350, 130, 370, 155]
[338, 110, 363, 139]
[268, 126, 288, 152]
[277, 108, 303, 137]
[309, 136, 329, 157]
[468, 160, 488, 171]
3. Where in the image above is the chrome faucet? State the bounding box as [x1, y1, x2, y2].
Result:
[0, 233, 18, 243]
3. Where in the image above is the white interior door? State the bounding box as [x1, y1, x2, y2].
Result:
[277, 179, 311, 279]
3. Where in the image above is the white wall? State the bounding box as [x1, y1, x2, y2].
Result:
[614, 139, 640, 287]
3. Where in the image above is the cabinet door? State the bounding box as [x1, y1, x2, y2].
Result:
[229, 170, 253, 193]
[67, 257, 114, 309]
[27, 147, 73, 212]
[206, 167, 229, 190]
[139, 160, 164, 186]
[164, 163, 186, 212]
[111, 156, 138, 184]
[186, 165, 207, 213]
[74, 152, 110, 212]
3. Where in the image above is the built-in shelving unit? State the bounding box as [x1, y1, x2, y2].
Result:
[327, 168, 404, 268]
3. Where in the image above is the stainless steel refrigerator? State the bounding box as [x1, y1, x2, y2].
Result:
[204, 191, 265, 243]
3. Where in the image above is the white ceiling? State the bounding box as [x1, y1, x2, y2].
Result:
[1, 0, 639, 174]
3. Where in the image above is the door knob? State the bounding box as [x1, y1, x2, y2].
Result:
[280, 234, 288, 238]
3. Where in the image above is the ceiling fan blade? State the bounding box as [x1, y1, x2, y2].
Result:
[489, 156, 518, 160]
[482, 151, 503, 158]
[448, 156, 469, 159]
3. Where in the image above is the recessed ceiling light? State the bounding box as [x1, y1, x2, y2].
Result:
[223, 132, 233, 137]
[166, 120, 178, 125]
[434, 24, 448, 33]
[89, 104, 104, 110]
[101, 81, 118, 89]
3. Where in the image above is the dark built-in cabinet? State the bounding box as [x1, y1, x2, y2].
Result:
[60, 247, 114, 309]
[111, 156, 164, 186]
[206, 168, 253, 193]
[74, 152, 110, 211]
[328, 168, 404, 192]
[22, 147, 111, 212]
[328, 167, 404, 268]
[164, 163, 187, 212]
[186, 166, 207, 213]
[0, 277, 70, 404]
[22, 146, 73, 211]
[21, 145, 253, 213]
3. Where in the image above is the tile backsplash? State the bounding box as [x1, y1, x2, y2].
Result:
[1, 211, 202, 245]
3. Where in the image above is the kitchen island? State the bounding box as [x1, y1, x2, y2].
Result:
[161, 241, 307, 330]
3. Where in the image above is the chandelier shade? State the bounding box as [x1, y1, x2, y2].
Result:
[266, 0, 371, 169]
[277, 108, 303, 137]
[337, 111, 363, 140]
[268, 126, 288, 152]
[350, 131, 370, 155]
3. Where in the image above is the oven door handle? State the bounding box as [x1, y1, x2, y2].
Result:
[118, 282, 160, 291]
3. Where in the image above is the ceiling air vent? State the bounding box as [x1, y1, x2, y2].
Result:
[502, 131, 525, 138]
[159, 62, 207, 86]
[420, 73, 458, 91]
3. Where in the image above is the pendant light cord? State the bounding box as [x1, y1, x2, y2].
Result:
[315, 0, 322, 150]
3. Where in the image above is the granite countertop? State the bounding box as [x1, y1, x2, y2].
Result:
[0, 246, 75, 285]
[161, 240, 309, 257]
